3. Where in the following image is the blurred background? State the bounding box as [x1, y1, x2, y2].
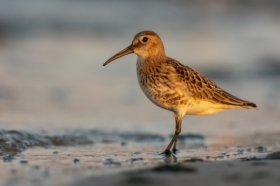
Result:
[0, 0, 279, 138]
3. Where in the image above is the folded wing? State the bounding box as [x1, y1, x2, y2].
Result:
[167, 58, 257, 109]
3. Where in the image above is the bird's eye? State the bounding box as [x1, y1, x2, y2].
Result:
[142, 37, 149, 42]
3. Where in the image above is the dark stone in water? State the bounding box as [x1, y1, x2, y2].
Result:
[53, 151, 59, 154]
[121, 142, 127, 146]
[3, 156, 16, 162]
[73, 158, 80, 164]
[103, 158, 121, 167]
[152, 164, 196, 173]
[127, 158, 144, 164]
[20, 160, 28, 164]
[255, 146, 267, 152]
[184, 158, 204, 162]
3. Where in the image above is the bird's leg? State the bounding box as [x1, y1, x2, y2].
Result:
[165, 114, 182, 154]
[172, 139, 178, 154]
[172, 114, 182, 154]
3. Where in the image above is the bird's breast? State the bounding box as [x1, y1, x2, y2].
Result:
[136, 57, 190, 113]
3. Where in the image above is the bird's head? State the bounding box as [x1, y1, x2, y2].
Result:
[103, 31, 165, 66]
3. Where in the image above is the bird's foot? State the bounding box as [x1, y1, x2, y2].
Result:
[172, 148, 180, 154]
[155, 150, 177, 163]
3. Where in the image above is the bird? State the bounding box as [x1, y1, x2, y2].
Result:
[103, 31, 257, 155]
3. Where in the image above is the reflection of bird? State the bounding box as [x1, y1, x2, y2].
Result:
[103, 31, 257, 155]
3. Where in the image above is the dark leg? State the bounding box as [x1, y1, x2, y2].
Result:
[165, 114, 182, 154]
[172, 139, 178, 154]
[172, 114, 182, 153]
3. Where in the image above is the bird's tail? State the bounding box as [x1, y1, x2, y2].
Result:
[219, 91, 258, 110]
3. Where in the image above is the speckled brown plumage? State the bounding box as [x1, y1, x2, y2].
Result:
[165, 58, 256, 108]
[103, 30, 257, 156]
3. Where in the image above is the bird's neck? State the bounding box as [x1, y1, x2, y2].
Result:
[136, 54, 166, 75]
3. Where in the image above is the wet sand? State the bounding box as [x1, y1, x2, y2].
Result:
[1, 130, 280, 186]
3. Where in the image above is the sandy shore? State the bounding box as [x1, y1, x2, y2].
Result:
[1, 132, 280, 186]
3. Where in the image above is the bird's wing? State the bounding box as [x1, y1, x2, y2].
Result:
[166, 58, 257, 108]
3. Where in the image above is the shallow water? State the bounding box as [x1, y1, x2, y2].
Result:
[1, 129, 280, 186]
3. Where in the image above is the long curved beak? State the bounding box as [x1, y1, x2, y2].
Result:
[103, 45, 133, 66]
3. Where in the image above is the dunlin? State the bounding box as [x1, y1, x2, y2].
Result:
[103, 31, 257, 155]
